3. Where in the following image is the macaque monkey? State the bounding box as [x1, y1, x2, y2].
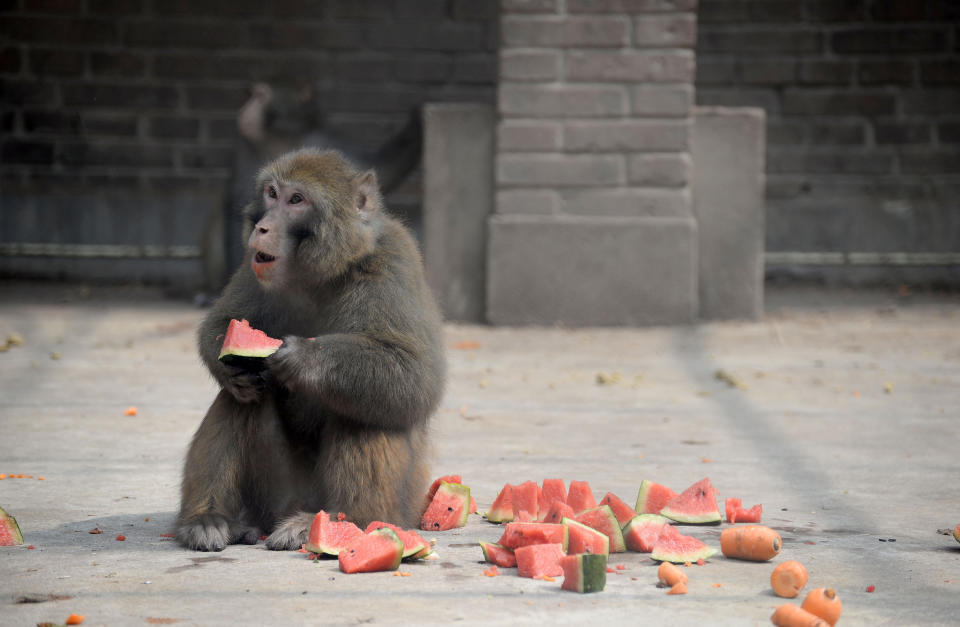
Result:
[223, 80, 423, 280]
[178, 149, 445, 551]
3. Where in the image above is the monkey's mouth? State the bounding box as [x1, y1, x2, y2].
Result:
[254, 250, 277, 264]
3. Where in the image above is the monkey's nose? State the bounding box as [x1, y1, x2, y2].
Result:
[258, 226, 269, 234]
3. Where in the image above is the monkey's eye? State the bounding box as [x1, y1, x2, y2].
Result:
[267, 186, 278, 199]
[289, 193, 304, 205]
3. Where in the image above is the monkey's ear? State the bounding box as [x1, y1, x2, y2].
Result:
[354, 170, 380, 219]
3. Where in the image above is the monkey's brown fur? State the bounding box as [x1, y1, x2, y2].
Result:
[177, 149, 445, 551]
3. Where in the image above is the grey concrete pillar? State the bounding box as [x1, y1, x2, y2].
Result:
[422, 103, 495, 323]
[692, 107, 766, 321]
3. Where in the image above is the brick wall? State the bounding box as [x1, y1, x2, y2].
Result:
[697, 0, 960, 284]
[0, 0, 497, 286]
[489, 0, 701, 325]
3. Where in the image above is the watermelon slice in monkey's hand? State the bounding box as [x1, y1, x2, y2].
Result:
[218, 318, 283, 371]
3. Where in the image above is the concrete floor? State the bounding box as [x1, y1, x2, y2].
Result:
[0, 281, 958, 626]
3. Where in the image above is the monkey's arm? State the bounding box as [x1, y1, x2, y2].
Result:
[267, 331, 443, 431]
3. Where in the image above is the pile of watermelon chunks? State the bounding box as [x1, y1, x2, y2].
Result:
[303, 474, 477, 573]
[478, 476, 762, 593]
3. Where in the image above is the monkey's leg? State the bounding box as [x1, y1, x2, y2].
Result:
[176, 391, 260, 551]
[316, 424, 430, 530]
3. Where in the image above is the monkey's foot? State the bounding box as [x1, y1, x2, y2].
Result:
[265, 511, 313, 551]
[176, 514, 259, 551]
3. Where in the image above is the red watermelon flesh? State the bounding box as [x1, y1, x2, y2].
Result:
[574, 505, 626, 553]
[623, 514, 668, 553]
[0, 506, 24, 546]
[563, 518, 610, 556]
[650, 524, 717, 563]
[512, 480, 539, 520]
[515, 543, 565, 579]
[305, 510, 363, 555]
[486, 483, 514, 523]
[635, 479, 678, 515]
[338, 528, 404, 573]
[560, 553, 607, 593]
[218, 318, 282, 369]
[542, 500, 576, 525]
[479, 541, 517, 568]
[539, 479, 567, 520]
[599, 492, 637, 527]
[497, 522, 568, 552]
[660, 477, 721, 524]
[364, 521, 429, 559]
[421, 482, 471, 531]
[724, 497, 762, 524]
[567, 480, 597, 514]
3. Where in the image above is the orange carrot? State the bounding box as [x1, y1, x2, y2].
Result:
[667, 581, 688, 595]
[65, 614, 86, 625]
[720, 525, 781, 561]
[124, 406, 138, 416]
[657, 561, 688, 587]
[771, 604, 829, 627]
[801, 587, 842, 626]
[771, 560, 809, 598]
[0, 474, 5, 480]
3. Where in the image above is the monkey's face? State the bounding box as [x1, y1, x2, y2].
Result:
[248, 179, 311, 290]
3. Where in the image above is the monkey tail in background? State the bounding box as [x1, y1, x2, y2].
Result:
[177, 148, 445, 552]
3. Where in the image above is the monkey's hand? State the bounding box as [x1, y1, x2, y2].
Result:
[219, 363, 266, 404]
[264, 336, 317, 391]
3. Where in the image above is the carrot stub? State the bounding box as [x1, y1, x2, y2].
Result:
[124, 406, 138, 416]
[657, 561, 688, 587]
[65, 614, 86, 625]
[666, 581, 688, 595]
[801, 587, 842, 626]
[771, 560, 809, 598]
[771, 604, 829, 627]
[720, 525, 781, 561]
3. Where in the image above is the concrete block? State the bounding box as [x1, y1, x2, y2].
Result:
[487, 214, 697, 326]
[497, 153, 623, 187]
[498, 84, 626, 117]
[563, 119, 689, 152]
[692, 106, 766, 320]
[560, 186, 691, 217]
[422, 103, 495, 323]
[564, 49, 695, 83]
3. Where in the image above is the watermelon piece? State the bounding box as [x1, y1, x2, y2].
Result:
[515, 543, 565, 579]
[364, 521, 430, 559]
[426, 474, 461, 503]
[305, 511, 363, 556]
[560, 553, 607, 593]
[953, 524, 960, 544]
[725, 497, 762, 524]
[623, 514, 669, 553]
[650, 524, 717, 563]
[567, 480, 597, 514]
[599, 492, 637, 527]
[497, 522, 568, 552]
[539, 479, 567, 520]
[338, 528, 404, 573]
[0, 506, 24, 546]
[469, 497, 478, 514]
[660, 477, 721, 524]
[486, 483, 514, 523]
[542, 500, 576, 525]
[574, 505, 626, 553]
[479, 540, 517, 568]
[217, 318, 282, 370]
[421, 482, 470, 531]
[562, 517, 610, 557]
[512, 480, 539, 521]
[635, 479, 678, 515]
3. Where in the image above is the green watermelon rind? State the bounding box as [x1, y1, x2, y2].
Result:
[659, 478, 721, 524]
[0, 506, 24, 546]
[561, 517, 610, 557]
[485, 484, 514, 524]
[560, 553, 607, 594]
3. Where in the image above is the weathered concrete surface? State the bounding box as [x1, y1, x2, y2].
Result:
[1, 282, 959, 626]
